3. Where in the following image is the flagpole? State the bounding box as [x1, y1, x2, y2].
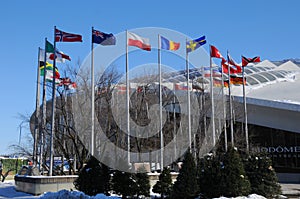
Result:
[91, 27, 95, 156]
[227, 51, 234, 147]
[173, 85, 177, 160]
[209, 45, 216, 147]
[49, 26, 57, 176]
[185, 38, 192, 152]
[201, 67, 207, 145]
[40, 38, 48, 173]
[158, 34, 164, 171]
[126, 30, 130, 165]
[34, 48, 41, 167]
[220, 58, 228, 152]
[242, 66, 249, 153]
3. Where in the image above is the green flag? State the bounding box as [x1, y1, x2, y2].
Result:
[46, 40, 55, 53]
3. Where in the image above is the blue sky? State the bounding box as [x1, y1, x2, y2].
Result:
[0, 0, 300, 155]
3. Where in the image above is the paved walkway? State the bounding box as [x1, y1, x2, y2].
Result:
[280, 183, 300, 198]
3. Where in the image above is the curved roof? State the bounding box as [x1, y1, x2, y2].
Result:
[156, 59, 300, 106]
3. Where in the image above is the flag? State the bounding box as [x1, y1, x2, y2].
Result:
[67, 82, 77, 90]
[59, 77, 72, 86]
[203, 67, 222, 77]
[213, 77, 223, 87]
[222, 59, 241, 74]
[55, 28, 82, 42]
[40, 62, 61, 84]
[127, 32, 151, 51]
[160, 36, 180, 51]
[41, 41, 71, 62]
[186, 36, 206, 53]
[227, 53, 241, 68]
[210, 45, 223, 58]
[92, 29, 116, 45]
[174, 83, 189, 90]
[223, 79, 229, 87]
[230, 75, 246, 85]
[39, 62, 60, 78]
[242, 56, 261, 67]
[59, 77, 77, 90]
[203, 67, 211, 77]
[44, 73, 61, 84]
[39, 48, 69, 63]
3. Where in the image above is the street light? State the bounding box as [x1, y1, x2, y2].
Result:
[18, 121, 26, 145]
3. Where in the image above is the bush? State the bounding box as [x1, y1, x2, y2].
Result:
[171, 150, 199, 199]
[152, 167, 173, 198]
[111, 169, 136, 199]
[1, 158, 28, 174]
[111, 158, 136, 199]
[244, 153, 281, 198]
[74, 156, 111, 196]
[220, 147, 251, 197]
[198, 153, 223, 198]
[198, 147, 251, 198]
[135, 166, 151, 198]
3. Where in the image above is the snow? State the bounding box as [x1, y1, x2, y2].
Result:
[40, 190, 120, 199]
[213, 195, 266, 199]
[0, 180, 270, 199]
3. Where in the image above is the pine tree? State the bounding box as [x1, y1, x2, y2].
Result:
[112, 170, 136, 199]
[198, 153, 223, 198]
[111, 158, 136, 199]
[220, 147, 251, 197]
[171, 150, 199, 199]
[244, 152, 281, 198]
[73, 156, 111, 196]
[152, 167, 173, 198]
[135, 166, 150, 198]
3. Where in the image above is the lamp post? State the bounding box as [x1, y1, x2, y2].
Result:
[18, 121, 26, 145]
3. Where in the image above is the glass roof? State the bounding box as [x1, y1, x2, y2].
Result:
[160, 64, 296, 87]
[256, 66, 267, 71]
[258, 72, 277, 81]
[248, 66, 261, 73]
[246, 76, 260, 85]
[244, 68, 254, 74]
[251, 74, 269, 83]
[268, 71, 285, 78]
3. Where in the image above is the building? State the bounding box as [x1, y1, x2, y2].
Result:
[30, 58, 300, 181]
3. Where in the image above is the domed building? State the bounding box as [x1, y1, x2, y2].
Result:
[30, 58, 300, 182]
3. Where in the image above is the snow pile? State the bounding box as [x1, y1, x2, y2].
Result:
[39, 190, 267, 199]
[214, 194, 266, 199]
[39, 189, 120, 199]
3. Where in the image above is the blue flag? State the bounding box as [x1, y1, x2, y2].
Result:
[186, 36, 206, 53]
[92, 29, 116, 45]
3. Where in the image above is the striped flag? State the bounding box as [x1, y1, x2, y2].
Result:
[128, 32, 151, 51]
[160, 36, 180, 51]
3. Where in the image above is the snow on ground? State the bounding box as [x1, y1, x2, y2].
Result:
[213, 195, 266, 199]
[0, 180, 268, 199]
[0, 180, 38, 199]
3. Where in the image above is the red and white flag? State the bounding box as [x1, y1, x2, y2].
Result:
[127, 32, 151, 51]
[48, 51, 71, 62]
[242, 56, 261, 67]
[55, 28, 83, 42]
[39, 48, 71, 63]
[210, 45, 223, 59]
[227, 53, 242, 73]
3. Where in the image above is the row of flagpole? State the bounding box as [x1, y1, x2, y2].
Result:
[34, 26, 260, 175]
[34, 26, 83, 175]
